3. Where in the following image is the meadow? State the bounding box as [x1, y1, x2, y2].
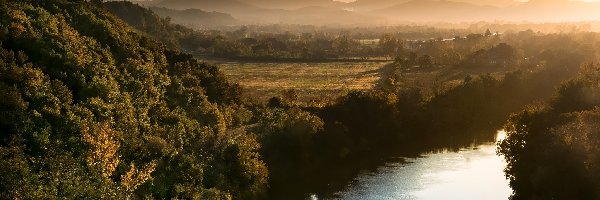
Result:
[209, 61, 393, 103]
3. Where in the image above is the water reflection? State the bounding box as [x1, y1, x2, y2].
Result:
[334, 131, 511, 200]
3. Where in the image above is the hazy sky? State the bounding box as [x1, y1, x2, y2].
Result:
[158, 0, 600, 23]
[334, 0, 600, 2]
[333, 0, 600, 5]
[244, 0, 600, 8]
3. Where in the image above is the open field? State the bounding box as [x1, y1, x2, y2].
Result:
[208, 61, 393, 103]
[207, 60, 511, 104]
[390, 65, 511, 98]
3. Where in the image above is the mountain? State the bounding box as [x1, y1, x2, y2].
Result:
[372, 0, 600, 22]
[154, 0, 262, 14]
[150, 7, 237, 26]
[281, 6, 380, 25]
[152, 0, 376, 25]
[105, 1, 236, 27]
[506, 0, 600, 22]
[349, 0, 518, 11]
[373, 0, 500, 22]
[349, 0, 411, 11]
[238, 0, 346, 9]
[141, 0, 600, 25]
[450, 0, 518, 7]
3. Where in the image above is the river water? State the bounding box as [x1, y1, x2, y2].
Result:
[321, 131, 512, 200]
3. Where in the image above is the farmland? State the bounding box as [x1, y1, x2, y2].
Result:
[207, 61, 394, 103]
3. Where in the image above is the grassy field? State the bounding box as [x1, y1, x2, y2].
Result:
[207, 61, 393, 103]
[204, 59, 513, 104]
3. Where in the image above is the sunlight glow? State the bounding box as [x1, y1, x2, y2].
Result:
[496, 130, 507, 142]
[337, 131, 512, 200]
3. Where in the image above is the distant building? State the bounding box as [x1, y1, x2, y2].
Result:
[356, 39, 380, 47]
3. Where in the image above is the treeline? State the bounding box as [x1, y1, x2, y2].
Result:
[498, 63, 600, 199]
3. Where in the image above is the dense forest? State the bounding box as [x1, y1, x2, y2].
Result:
[2, 0, 600, 199]
[0, 0, 261, 199]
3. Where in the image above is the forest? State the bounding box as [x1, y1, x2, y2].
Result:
[1, 0, 600, 199]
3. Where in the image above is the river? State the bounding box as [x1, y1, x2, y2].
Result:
[313, 131, 512, 200]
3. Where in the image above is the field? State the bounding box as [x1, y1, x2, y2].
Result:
[208, 61, 393, 103]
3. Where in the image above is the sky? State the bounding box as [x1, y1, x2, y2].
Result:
[242, 0, 600, 8]
[333, 0, 600, 5]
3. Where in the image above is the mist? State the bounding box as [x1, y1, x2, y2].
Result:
[134, 0, 600, 25]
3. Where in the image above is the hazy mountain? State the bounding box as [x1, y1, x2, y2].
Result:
[151, 0, 376, 25]
[349, 0, 519, 11]
[452, 0, 519, 7]
[154, 0, 263, 14]
[237, 0, 346, 9]
[372, 0, 600, 22]
[373, 0, 500, 22]
[150, 7, 237, 26]
[225, 6, 379, 25]
[348, 0, 411, 11]
[506, 0, 600, 22]
[143, 0, 600, 25]
[281, 6, 380, 24]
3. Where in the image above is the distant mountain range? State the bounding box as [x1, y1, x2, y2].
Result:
[153, 0, 262, 13]
[134, 0, 600, 25]
[373, 0, 499, 22]
[146, 0, 378, 25]
[238, 0, 345, 9]
[149, 7, 236, 26]
[374, 0, 600, 22]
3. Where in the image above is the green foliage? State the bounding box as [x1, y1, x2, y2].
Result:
[498, 63, 600, 199]
[254, 107, 324, 164]
[0, 0, 263, 199]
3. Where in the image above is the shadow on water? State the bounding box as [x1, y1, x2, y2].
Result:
[267, 129, 505, 200]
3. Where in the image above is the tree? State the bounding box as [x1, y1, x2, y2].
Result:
[485, 29, 492, 37]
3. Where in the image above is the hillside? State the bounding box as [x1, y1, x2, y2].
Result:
[103, 1, 219, 52]
[0, 0, 265, 199]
